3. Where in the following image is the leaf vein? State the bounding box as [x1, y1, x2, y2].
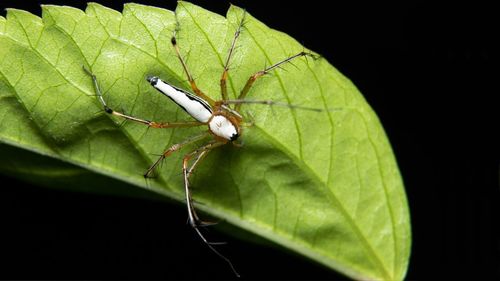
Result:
[128, 10, 159, 58]
[10, 13, 94, 99]
[368, 134, 399, 279]
[43, 9, 92, 68]
[304, 59, 336, 185]
[0, 69, 60, 156]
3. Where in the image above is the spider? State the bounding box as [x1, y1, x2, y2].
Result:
[83, 10, 318, 276]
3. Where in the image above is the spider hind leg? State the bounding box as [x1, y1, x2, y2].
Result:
[181, 141, 240, 277]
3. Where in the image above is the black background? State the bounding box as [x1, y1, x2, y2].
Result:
[0, 0, 498, 280]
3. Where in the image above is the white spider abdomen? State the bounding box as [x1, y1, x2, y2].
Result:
[147, 76, 213, 123]
[209, 115, 239, 141]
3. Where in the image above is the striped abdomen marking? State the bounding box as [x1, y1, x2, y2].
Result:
[147, 76, 213, 123]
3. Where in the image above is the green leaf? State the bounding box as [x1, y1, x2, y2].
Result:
[0, 2, 411, 280]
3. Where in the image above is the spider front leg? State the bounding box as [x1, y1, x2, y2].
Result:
[171, 25, 215, 105]
[83, 66, 205, 129]
[220, 10, 247, 101]
[235, 51, 314, 111]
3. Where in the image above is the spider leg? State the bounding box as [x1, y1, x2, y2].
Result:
[143, 131, 210, 178]
[83, 66, 205, 129]
[181, 141, 240, 276]
[171, 20, 215, 105]
[186, 148, 210, 179]
[184, 148, 223, 227]
[182, 141, 225, 225]
[220, 10, 247, 101]
[235, 51, 315, 111]
[224, 99, 324, 112]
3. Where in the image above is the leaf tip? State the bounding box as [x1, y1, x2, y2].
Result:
[176, 0, 189, 10]
[38, 5, 61, 17]
[227, 3, 245, 17]
[85, 2, 103, 10]
[85, 2, 116, 12]
[84, 2, 122, 19]
[228, 3, 243, 12]
[40, 4, 84, 13]
[5, 8, 30, 16]
[4, 7, 41, 25]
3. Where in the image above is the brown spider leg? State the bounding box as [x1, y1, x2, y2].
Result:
[84, 66, 205, 129]
[184, 148, 214, 225]
[171, 26, 215, 106]
[182, 141, 240, 277]
[235, 51, 314, 111]
[182, 141, 225, 226]
[220, 10, 247, 101]
[143, 131, 210, 178]
[186, 148, 210, 179]
[185, 148, 224, 227]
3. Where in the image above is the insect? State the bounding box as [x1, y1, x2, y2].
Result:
[84, 10, 319, 277]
